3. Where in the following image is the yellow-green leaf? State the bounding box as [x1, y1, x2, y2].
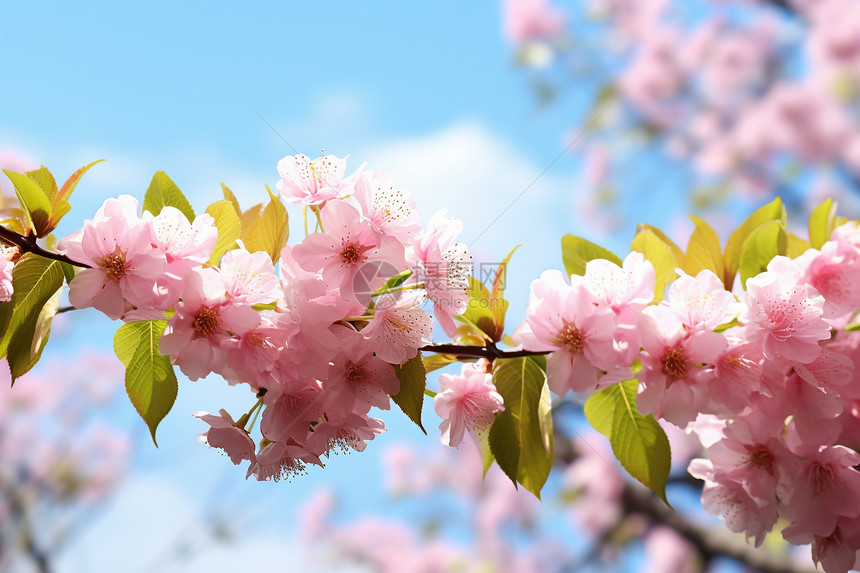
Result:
[560, 234, 622, 277]
[808, 198, 838, 250]
[142, 171, 196, 222]
[723, 198, 785, 289]
[422, 353, 457, 373]
[682, 215, 722, 277]
[25, 167, 58, 203]
[3, 170, 52, 237]
[49, 159, 104, 230]
[457, 278, 497, 342]
[241, 187, 289, 263]
[738, 220, 786, 289]
[1, 256, 65, 381]
[205, 200, 241, 265]
[630, 229, 678, 302]
[490, 245, 519, 337]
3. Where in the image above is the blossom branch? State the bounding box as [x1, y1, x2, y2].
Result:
[0, 225, 89, 268]
[419, 343, 550, 361]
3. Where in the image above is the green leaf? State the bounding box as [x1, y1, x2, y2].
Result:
[723, 198, 785, 289]
[489, 355, 553, 499]
[738, 220, 787, 289]
[636, 223, 685, 262]
[205, 200, 241, 265]
[114, 320, 178, 446]
[489, 407, 519, 485]
[49, 159, 104, 230]
[25, 167, 58, 203]
[422, 353, 457, 373]
[222, 182, 243, 216]
[392, 352, 427, 434]
[375, 269, 413, 293]
[809, 198, 838, 250]
[9, 288, 60, 379]
[786, 232, 811, 259]
[584, 380, 671, 505]
[3, 169, 52, 237]
[476, 426, 495, 478]
[490, 245, 519, 337]
[682, 216, 723, 277]
[241, 187, 289, 264]
[560, 234, 622, 277]
[0, 255, 65, 378]
[457, 278, 498, 342]
[142, 171, 196, 222]
[630, 229, 678, 302]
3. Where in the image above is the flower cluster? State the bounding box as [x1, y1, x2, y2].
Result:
[515, 223, 860, 571]
[59, 154, 475, 481]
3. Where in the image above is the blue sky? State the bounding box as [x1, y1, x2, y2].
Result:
[0, 2, 692, 571]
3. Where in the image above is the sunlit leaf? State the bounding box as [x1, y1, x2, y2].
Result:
[114, 320, 178, 446]
[142, 171, 196, 222]
[392, 352, 427, 434]
[738, 220, 786, 288]
[490, 355, 552, 498]
[560, 234, 621, 277]
[682, 216, 722, 277]
[0, 255, 65, 381]
[205, 200, 241, 265]
[630, 229, 677, 302]
[584, 379, 671, 506]
[49, 159, 104, 230]
[808, 198, 838, 250]
[723, 198, 785, 289]
[241, 187, 289, 263]
[3, 169, 52, 237]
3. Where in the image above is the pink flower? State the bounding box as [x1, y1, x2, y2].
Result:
[0, 245, 16, 302]
[410, 210, 471, 337]
[146, 207, 217, 272]
[58, 195, 169, 320]
[293, 201, 405, 301]
[246, 440, 321, 482]
[782, 446, 860, 538]
[664, 269, 740, 331]
[514, 270, 624, 396]
[305, 412, 386, 456]
[219, 246, 282, 305]
[159, 268, 259, 380]
[637, 305, 727, 426]
[276, 153, 360, 205]
[354, 170, 421, 244]
[324, 326, 400, 412]
[740, 269, 829, 365]
[360, 291, 433, 365]
[194, 409, 255, 465]
[434, 361, 504, 447]
[583, 251, 655, 327]
[688, 458, 778, 547]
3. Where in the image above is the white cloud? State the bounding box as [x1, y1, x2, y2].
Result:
[358, 121, 586, 313]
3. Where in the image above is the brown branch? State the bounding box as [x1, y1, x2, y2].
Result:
[419, 343, 550, 361]
[0, 225, 89, 268]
